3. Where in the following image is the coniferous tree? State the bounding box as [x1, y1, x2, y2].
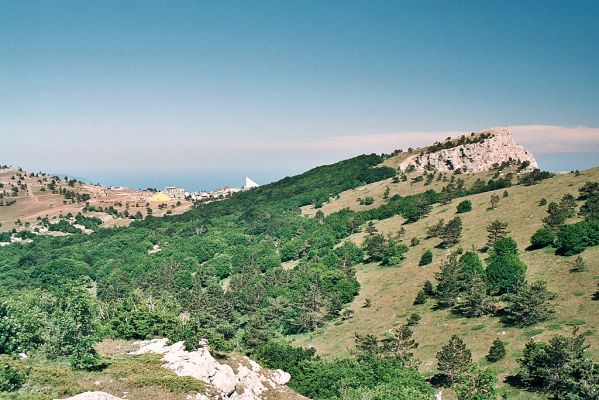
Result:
[460, 276, 492, 317]
[503, 281, 557, 327]
[486, 220, 509, 248]
[489, 194, 500, 210]
[381, 323, 419, 367]
[413, 288, 427, 305]
[423, 280, 435, 296]
[435, 253, 461, 307]
[543, 202, 568, 229]
[517, 328, 599, 398]
[436, 335, 472, 384]
[439, 217, 462, 248]
[455, 365, 498, 400]
[486, 338, 507, 362]
[363, 233, 386, 262]
[559, 193, 578, 218]
[406, 312, 421, 326]
[419, 249, 433, 266]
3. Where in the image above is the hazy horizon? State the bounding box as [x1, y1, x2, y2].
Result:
[2, 2, 599, 185]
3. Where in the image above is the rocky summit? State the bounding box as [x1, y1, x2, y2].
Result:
[400, 127, 538, 173]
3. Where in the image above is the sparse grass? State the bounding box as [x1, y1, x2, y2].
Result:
[13, 350, 205, 400]
[564, 319, 587, 326]
[294, 166, 599, 400]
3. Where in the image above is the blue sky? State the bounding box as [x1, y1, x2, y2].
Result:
[1, 1, 598, 190]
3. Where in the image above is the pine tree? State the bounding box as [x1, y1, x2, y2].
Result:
[435, 253, 461, 307]
[559, 193, 578, 218]
[455, 365, 498, 400]
[406, 312, 421, 326]
[354, 333, 380, 358]
[489, 194, 500, 209]
[365, 221, 378, 235]
[503, 281, 557, 327]
[413, 289, 427, 305]
[486, 338, 507, 362]
[424, 280, 435, 296]
[543, 202, 568, 229]
[486, 220, 509, 248]
[439, 217, 462, 248]
[436, 335, 472, 384]
[460, 276, 492, 317]
[381, 323, 419, 367]
[243, 313, 270, 349]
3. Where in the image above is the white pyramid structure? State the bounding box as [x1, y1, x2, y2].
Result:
[244, 176, 259, 190]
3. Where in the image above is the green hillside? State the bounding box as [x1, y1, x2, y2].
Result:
[0, 150, 598, 400]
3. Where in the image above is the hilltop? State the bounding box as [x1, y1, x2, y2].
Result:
[0, 166, 192, 234]
[0, 128, 597, 400]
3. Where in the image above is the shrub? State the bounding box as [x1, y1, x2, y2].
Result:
[419, 250, 433, 266]
[530, 227, 555, 249]
[407, 313, 421, 326]
[0, 357, 27, 392]
[456, 200, 472, 213]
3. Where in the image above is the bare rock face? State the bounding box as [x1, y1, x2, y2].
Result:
[131, 339, 298, 400]
[400, 127, 538, 173]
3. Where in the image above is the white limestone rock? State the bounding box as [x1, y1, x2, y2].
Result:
[58, 392, 125, 400]
[131, 339, 295, 399]
[400, 127, 538, 173]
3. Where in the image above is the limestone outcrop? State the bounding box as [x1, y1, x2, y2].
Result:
[400, 127, 538, 173]
[60, 392, 125, 400]
[131, 339, 296, 400]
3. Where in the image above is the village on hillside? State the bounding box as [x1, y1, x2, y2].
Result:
[157, 176, 260, 202]
[0, 166, 260, 241]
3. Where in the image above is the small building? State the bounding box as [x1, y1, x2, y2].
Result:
[243, 177, 259, 190]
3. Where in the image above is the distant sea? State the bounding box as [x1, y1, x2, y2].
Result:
[54, 168, 305, 192]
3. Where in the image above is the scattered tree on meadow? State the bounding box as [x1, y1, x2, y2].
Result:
[413, 289, 427, 305]
[529, 226, 555, 249]
[455, 365, 498, 400]
[406, 312, 421, 326]
[439, 216, 462, 248]
[503, 280, 557, 327]
[419, 249, 433, 266]
[517, 328, 599, 399]
[460, 275, 493, 317]
[456, 199, 472, 213]
[486, 237, 527, 294]
[486, 220, 509, 248]
[543, 202, 567, 229]
[489, 194, 500, 210]
[486, 338, 507, 362]
[436, 335, 472, 384]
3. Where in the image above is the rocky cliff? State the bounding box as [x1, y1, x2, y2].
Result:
[399, 127, 538, 173]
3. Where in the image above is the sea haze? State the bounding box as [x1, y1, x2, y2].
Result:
[55, 168, 305, 192]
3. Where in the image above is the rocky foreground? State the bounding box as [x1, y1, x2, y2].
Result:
[60, 338, 303, 400]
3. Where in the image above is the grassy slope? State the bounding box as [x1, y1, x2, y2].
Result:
[295, 165, 599, 399]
